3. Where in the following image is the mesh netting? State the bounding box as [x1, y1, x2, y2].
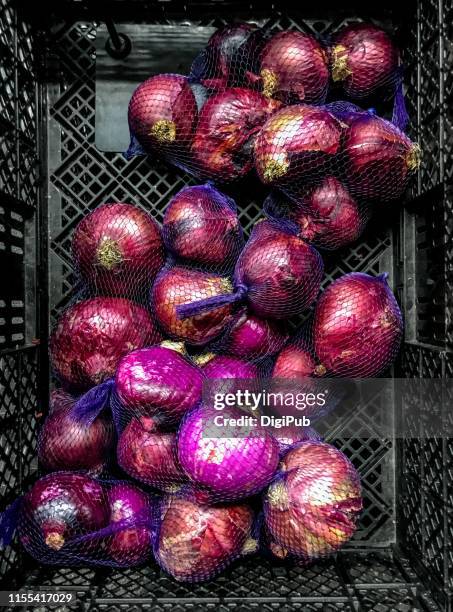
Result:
[72, 202, 165, 299]
[311, 271, 403, 377]
[38, 389, 115, 476]
[49, 296, 162, 391]
[177, 405, 280, 503]
[162, 183, 244, 271]
[152, 491, 256, 582]
[127, 23, 414, 192]
[14, 473, 154, 568]
[175, 219, 323, 324]
[263, 441, 362, 562]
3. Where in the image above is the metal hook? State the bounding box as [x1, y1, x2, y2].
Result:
[104, 17, 132, 60]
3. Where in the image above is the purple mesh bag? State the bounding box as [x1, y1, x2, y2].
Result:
[151, 261, 238, 346]
[152, 490, 257, 582]
[49, 296, 162, 392]
[72, 202, 165, 300]
[38, 388, 115, 476]
[177, 404, 280, 503]
[176, 219, 324, 323]
[1, 473, 155, 568]
[162, 183, 244, 272]
[311, 271, 403, 377]
[263, 441, 362, 562]
[254, 102, 420, 205]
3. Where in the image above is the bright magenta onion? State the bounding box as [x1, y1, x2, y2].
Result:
[177, 405, 280, 502]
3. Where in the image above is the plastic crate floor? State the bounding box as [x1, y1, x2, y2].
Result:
[7, 549, 441, 611]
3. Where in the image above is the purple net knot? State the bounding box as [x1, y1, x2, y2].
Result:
[70, 378, 115, 427]
[176, 284, 248, 320]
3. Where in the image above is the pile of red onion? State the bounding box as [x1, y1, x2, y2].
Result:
[14, 20, 420, 583]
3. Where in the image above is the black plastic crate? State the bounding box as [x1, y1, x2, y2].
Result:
[0, 0, 452, 610]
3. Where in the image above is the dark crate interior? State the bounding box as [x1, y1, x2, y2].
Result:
[0, 0, 452, 610]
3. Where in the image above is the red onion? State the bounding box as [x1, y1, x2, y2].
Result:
[331, 24, 399, 99]
[117, 416, 187, 491]
[201, 355, 258, 379]
[107, 482, 153, 565]
[115, 346, 203, 423]
[313, 272, 403, 377]
[163, 184, 243, 268]
[152, 267, 235, 345]
[177, 405, 279, 502]
[264, 441, 362, 559]
[273, 425, 321, 456]
[343, 113, 420, 201]
[236, 221, 324, 318]
[223, 312, 288, 360]
[154, 493, 254, 581]
[18, 472, 108, 556]
[293, 177, 370, 250]
[272, 344, 319, 378]
[193, 24, 257, 90]
[72, 203, 164, 297]
[50, 298, 161, 391]
[38, 390, 115, 474]
[254, 105, 344, 188]
[192, 88, 281, 181]
[251, 31, 329, 104]
[128, 74, 198, 156]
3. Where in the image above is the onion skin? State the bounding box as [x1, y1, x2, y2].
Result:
[294, 177, 369, 250]
[19, 472, 109, 558]
[128, 74, 198, 156]
[192, 88, 281, 181]
[272, 345, 317, 378]
[178, 405, 280, 502]
[50, 298, 161, 391]
[115, 347, 203, 423]
[264, 441, 362, 559]
[344, 114, 420, 201]
[117, 416, 187, 490]
[154, 493, 254, 581]
[224, 312, 289, 360]
[255, 31, 329, 104]
[163, 184, 243, 267]
[196, 24, 257, 90]
[152, 267, 235, 345]
[313, 272, 403, 377]
[254, 105, 344, 188]
[38, 391, 115, 474]
[236, 221, 324, 318]
[273, 425, 321, 456]
[202, 355, 258, 379]
[73, 203, 164, 297]
[107, 483, 153, 566]
[331, 24, 399, 99]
